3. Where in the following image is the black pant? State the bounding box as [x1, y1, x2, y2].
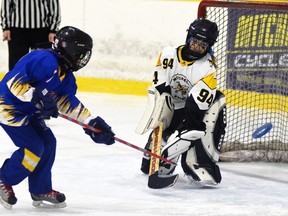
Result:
[7, 28, 51, 71]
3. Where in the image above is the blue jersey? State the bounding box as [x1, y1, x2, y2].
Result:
[0, 49, 91, 126]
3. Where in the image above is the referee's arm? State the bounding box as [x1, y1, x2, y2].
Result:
[48, 0, 61, 33]
[0, 0, 13, 30]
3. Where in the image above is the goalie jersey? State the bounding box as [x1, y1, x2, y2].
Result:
[154, 45, 217, 111]
[0, 49, 91, 126]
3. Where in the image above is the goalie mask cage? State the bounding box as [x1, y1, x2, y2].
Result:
[198, 0, 288, 162]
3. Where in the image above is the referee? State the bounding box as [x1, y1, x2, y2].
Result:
[1, 0, 61, 70]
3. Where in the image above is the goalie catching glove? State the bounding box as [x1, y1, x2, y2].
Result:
[84, 116, 115, 145]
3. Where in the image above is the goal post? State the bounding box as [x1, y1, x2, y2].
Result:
[198, 0, 288, 162]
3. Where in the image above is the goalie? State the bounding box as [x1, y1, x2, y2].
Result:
[136, 18, 226, 186]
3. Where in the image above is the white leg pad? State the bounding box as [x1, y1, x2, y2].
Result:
[201, 96, 226, 162]
[185, 147, 217, 185]
[161, 129, 205, 160]
[161, 136, 191, 160]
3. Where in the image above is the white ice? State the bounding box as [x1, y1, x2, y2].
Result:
[1, 92, 288, 216]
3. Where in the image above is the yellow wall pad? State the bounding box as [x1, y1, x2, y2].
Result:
[76, 77, 151, 96]
[0, 73, 151, 96]
[223, 89, 288, 113]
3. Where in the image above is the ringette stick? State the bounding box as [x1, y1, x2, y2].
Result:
[58, 113, 176, 165]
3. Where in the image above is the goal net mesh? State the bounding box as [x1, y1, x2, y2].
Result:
[198, 0, 288, 162]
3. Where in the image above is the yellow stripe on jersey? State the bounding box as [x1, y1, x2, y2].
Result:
[156, 52, 162, 67]
[0, 98, 29, 126]
[57, 96, 91, 122]
[202, 72, 217, 90]
[22, 148, 41, 172]
[58, 66, 66, 81]
[7, 73, 32, 101]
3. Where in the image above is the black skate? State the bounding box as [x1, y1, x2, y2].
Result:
[0, 178, 17, 210]
[31, 190, 66, 208]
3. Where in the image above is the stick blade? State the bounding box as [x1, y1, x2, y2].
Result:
[148, 171, 179, 189]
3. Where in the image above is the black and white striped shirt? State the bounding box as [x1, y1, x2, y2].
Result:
[1, 0, 61, 32]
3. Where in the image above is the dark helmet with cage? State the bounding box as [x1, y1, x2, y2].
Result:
[53, 26, 93, 71]
[184, 18, 219, 60]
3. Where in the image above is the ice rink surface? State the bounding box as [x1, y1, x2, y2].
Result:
[1, 92, 288, 216]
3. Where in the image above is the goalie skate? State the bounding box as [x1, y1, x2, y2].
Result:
[31, 190, 67, 208]
[185, 174, 218, 188]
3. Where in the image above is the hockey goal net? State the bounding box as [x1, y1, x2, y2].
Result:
[198, 0, 288, 162]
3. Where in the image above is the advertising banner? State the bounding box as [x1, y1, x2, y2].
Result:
[227, 10, 288, 96]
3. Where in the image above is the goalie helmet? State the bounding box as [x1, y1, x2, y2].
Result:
[184, 18, 219, 60]
[53, 26, 93, 71]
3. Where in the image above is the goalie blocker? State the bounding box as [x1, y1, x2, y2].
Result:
[139, 90, 226, 186]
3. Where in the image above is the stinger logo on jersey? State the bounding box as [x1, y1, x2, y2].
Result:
[170, 74, 192, 101]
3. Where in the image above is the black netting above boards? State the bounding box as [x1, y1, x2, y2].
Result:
[198, 0, 288, 162]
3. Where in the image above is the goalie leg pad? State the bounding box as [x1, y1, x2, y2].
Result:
[140, 131, 153, 174]
[140, 131, 167, 174]
[157, 131, 192, 175]
[201, 90, 226, 162]
[158, 156, 179, 175]
[157, 129, 205, 175]
[161, 134, 191, 161]
[161, 129, 205, 160]
[181, 139, 222, 185]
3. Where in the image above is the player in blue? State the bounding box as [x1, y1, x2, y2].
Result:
[0, 26, 115, 209]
